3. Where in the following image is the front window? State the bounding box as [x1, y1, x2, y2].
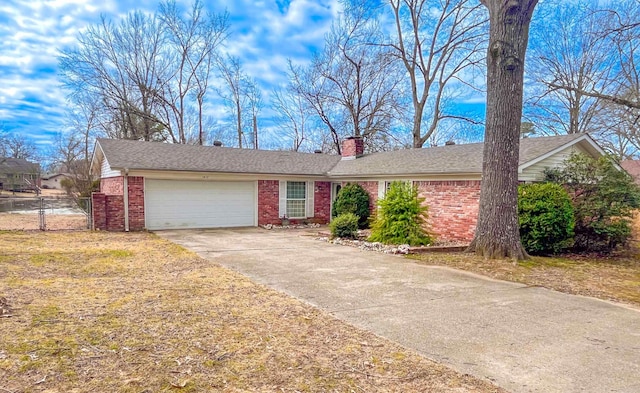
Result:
[286, 181, 306, 218]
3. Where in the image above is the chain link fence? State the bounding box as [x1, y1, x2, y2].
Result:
[0, 196, 91, 231]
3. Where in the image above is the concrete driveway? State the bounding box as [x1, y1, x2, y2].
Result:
[157, 228, 640, 393]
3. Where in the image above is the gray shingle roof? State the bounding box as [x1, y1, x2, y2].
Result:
[329, 133, 588, 177]
[96, 138, 341, 176]
[96, 133, 591, 178]
[0, 157, 40, 174]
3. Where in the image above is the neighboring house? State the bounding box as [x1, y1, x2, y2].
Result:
[0, 157, 40, 193]
[620, 160, 640, 185]
[89, 133, 604, 242]
[41, 173, 72, 189]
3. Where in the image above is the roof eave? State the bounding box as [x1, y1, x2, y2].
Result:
[326, 171, 482, 179]
[89, 140, 105, 176]
[118, 167, 333, 178]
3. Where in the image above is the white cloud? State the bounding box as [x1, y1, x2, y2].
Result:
[0, 0, 342, 152]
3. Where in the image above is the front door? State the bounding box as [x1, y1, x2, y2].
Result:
[330, 182, 342, 220]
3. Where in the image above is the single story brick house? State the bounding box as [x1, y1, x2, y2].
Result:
[89, 133, 604, 242]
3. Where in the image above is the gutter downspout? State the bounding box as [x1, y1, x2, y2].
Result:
[124, 168, 129, 232]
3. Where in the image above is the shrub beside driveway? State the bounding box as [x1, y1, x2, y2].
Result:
[0, 231, 504, 392]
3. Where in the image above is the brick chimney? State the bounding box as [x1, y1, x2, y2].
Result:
[341, 136, 364, 160]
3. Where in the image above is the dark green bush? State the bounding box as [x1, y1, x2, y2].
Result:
[544, 153, 640, 252]
[329, 213, 359, 239]
[518, 183, 574, 255]
[368, 181, 432, 246]
[331, 183, 370, 229]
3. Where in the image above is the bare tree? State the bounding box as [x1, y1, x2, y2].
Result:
[53, 95, 103, 198]
[525, 2, 614, 136]
[60, 12, 171, 142]
[217, 55, 260, 149]
[0, 128, 38, 160]
[157, 0, 228, 144]
[389, 0, 487, 147]
[467, 0, 539, 260]
[59, 1, 228, 145]
[272, 86, 311, 151]
[243, 80, 262, 149]
[530, 0, 640, 160]
[594, 1, 640, 158]
[290, 5, 403, 153]
[288, 61, 347, 154]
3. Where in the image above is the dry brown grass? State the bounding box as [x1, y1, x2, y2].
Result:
[409, 252, 640, 307]
[410, 214, 640, 308]
[0, 231, 503, 393]
[0, 213, 87, 231]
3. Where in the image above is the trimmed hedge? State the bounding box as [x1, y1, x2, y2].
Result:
[329, 213, 359, 239]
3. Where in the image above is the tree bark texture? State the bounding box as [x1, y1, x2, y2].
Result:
[467, 0, 538, 260]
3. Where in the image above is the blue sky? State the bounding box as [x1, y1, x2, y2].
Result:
[0, 0, 342, 151]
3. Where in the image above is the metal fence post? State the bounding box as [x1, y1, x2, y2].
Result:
[39, 197, 46, 231]
[83, 197, 92, 229]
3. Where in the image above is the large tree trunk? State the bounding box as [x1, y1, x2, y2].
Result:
[467, 0, 538, 260]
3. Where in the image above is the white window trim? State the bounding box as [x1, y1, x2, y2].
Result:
[279, 180, 314, 219]
[378, 180, 413, 200]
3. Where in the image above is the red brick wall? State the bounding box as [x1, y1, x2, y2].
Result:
[127, 176, 145, 230]
[92, 192, 125, 231]
[92, 193, 106, 230]
[101, 177, 124, 195]
[258, 180, 279, 225]
[314, 181, 332, 222]
[93, 176, 145, 231]
[353, 181, 379, 213]
[415, 180, 481, 242]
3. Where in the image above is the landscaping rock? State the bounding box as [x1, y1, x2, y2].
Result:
[262, 223, 321, 230]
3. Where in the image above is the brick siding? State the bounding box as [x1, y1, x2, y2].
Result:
[93, 176, 145, 231]
[92, 192, 125, 231]
[353, 181, 379, 213]
[313, 181, 332, 222]
[258, 180, 280, 225]
[415, 180, 481, 242]
[100, 177, 123, 195]
[127, 176, 145, 230]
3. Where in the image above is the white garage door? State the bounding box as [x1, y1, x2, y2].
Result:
[145, 179, 256, 230]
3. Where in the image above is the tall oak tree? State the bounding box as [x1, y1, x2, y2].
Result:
[467, 0, 539, 260]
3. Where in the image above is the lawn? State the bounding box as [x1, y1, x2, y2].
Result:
[409, 252, 640, 308]
[410, 217, 640, 309]
[0, 230, 503, 393]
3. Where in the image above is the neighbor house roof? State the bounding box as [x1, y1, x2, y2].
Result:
[0, 157, 40, 174]
[41, 173, 71, 180]
[94, 138, 341, 176]
[93, 133, 602, 179]
[329, 133, 597, 177]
